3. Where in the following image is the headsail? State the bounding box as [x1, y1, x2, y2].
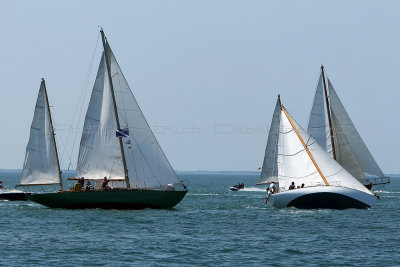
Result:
[328, 79, 384, 178]
[307, 73, 332, 155]
[19, 80, 61, 186]
[259, 96, 281, 184]
[76, 53, 125, 181]
[77, 30, 183, 189]
[279, 106, 372, 195]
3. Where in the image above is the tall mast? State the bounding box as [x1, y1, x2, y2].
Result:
[321, 65, 336, 160]
[42, 79, 64, 191]
[100, 29, 131, 188]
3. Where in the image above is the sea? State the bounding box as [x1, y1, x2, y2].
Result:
[0, 170, 399, 266]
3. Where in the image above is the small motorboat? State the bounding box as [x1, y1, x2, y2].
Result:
[229, 183, 245, 191]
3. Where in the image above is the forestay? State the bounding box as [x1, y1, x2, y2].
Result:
[259, 97, 281, 184]
[20, 81, 60, 185]
[328, 79, 384, 178]
[278, 108, 372, 195]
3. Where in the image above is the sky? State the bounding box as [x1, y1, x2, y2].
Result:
[0, 0, 399, 173]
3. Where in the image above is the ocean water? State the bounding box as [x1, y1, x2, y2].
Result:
[0, 171, 399, 266]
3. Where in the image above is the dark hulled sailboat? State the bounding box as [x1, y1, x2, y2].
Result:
[27, 30, 187, 209]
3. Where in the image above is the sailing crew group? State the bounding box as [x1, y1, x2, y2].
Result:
[72, 177, 110, 192]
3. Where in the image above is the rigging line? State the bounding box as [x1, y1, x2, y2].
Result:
[112, 61, 130, 127]
[126, 133, 165, 188]
[62, 32, 101, 170]
[113, 64, 182, 185]
[104, 47, 182, 187]
[281, 105, 329, 186]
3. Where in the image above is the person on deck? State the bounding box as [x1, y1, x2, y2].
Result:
[74, 177, 84, 192]
[85, 181, 92, 191]
[0, 181, 3, 189]
[269, 182, 276, 194]
[301, 183, 305, 188]
[289, 181, 296, 190]
[102, 177, 109, 190]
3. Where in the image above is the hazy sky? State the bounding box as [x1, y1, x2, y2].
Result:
[1, 0, 399, 172]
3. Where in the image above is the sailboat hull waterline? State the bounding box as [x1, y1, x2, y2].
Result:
[29, 190, 187, 209]
[267, 186, 377, 209]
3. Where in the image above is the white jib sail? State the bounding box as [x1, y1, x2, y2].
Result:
[104, 41, 182, 189]
[328, 79, 384, 178]
[20, 81, 60, 185]
[76, 53, 126, 181]
[307, 73, 332, 156]
[259, 97, 281, 184]
[279, 108, 372, 195]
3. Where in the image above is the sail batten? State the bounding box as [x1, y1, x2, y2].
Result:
[278, 106, 372, 195]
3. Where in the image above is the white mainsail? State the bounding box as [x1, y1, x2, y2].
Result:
[20, 80, 61, 186]
[328, 79, 384, 178]
[77, 32, 183, 189]
[259, 97, 281, 184]
[279, 106, 372, 195]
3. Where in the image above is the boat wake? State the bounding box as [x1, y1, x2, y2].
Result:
[375, 191, 400, 194]
[241, 187, 267, 192]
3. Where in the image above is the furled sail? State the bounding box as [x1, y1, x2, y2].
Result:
[77, 33, 183, 189]
[279, 107, 372, 195]
[259, 97, 281, 184]
[307, 74, 332, 156]
[20, 80, 61, 185]
[328, 79, 384, 178]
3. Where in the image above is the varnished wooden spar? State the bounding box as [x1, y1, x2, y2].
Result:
[281, 105, 329, 186]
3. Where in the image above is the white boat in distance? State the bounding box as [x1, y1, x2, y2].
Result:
[258, 96, 377, 209]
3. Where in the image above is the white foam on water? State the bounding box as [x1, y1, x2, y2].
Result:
[241, 187, 267, 192]
[0, 189, 25, 193]
[375, 191, 400, 194]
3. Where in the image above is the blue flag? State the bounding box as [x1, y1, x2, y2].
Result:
[116, 128, 129, 138]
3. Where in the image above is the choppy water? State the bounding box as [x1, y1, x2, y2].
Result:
[0, 171, 399, 266]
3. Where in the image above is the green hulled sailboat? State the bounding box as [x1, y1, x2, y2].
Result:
[26, 29, 187, 209]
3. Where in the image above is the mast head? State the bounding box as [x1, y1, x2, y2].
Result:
[278, 94, 281, 107]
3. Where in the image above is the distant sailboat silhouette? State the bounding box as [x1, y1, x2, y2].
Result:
[27, 29, 187, 209]
[259, 95, 377, 209]
[307, 66, 389, 189]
